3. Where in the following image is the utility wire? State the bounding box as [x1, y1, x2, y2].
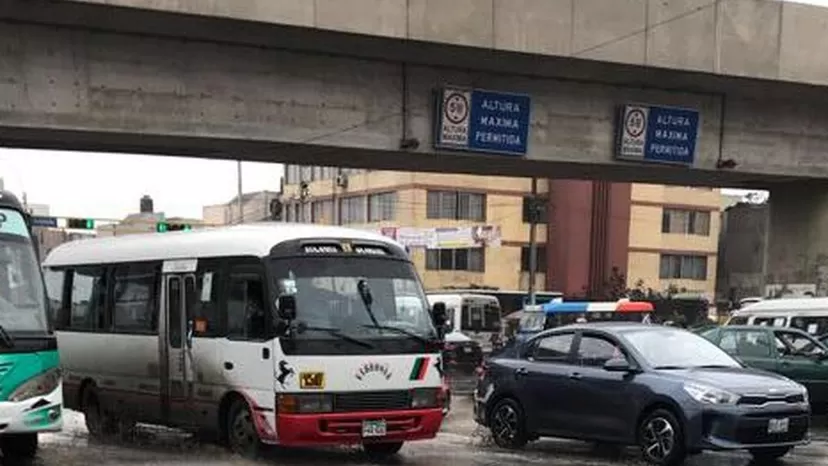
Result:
[572, 0, 728, 58]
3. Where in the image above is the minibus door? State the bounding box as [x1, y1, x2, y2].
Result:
[163, 273, 196, 424]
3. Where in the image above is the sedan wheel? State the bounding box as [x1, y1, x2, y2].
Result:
[638, 409, 685, 466]
[489, 398, 527, 449]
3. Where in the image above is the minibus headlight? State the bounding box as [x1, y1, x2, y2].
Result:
[411, 388, 440, 409]
[278, 394, 333, 414]
[9, 368, 61, 403]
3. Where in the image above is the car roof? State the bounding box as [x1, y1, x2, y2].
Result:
[43, 222, 403, 266]
[719, 325, 812, 335]
[536, 321, 663, 337]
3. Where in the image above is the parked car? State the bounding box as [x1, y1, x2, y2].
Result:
[474, 322, 810, 465]
[700, 325, 828, 409]
[443, 331, 484, 373]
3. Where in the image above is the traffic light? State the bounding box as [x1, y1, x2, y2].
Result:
[66, 218, 95, 229]
[156, 222, 192, 233]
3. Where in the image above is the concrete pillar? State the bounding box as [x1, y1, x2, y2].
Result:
[546, 180, 631, 297]
[767, 183, 828, 296]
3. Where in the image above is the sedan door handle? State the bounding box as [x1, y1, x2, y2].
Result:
[569, 372, 582, 380]
[515, 367, 528, 377]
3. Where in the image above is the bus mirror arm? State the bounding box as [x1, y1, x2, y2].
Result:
[431, 302, 448, 336]
[186, 320, 194, 349]
[277, 295, 297, 321]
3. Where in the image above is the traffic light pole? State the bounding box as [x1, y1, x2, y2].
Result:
[237, 160, 244, 224]
[528, 177, 538, 306]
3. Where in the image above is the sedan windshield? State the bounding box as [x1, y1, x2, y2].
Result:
[270, 256, 437, 351]
[623, 328, 741, 369]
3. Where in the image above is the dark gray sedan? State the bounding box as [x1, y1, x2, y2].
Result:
[474, 322, 810, 465]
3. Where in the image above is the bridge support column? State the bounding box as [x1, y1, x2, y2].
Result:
[767, 183, 828, 297]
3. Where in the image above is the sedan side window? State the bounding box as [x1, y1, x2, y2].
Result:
[718, 331, 737, 354]
[576, 335, 623, 367]
[533, 333, 574, 362]
[775, 331, 823, 357]
[735, 330, 773, 358]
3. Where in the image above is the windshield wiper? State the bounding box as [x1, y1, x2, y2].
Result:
[356, 279, 382, 331]
[0, 324, 14, 348]
[360, 324, 431, 345]
[653, 365, 686, 370]
[695, 364, 734, 369]
[297, 324, 374, 349]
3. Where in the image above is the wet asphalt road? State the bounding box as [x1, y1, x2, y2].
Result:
[27, 397, 828, 466]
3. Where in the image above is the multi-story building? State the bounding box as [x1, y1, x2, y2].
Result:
[627, 185, 721, 296]
[281, 165, 724, 299]
[203, 190, 283, 226]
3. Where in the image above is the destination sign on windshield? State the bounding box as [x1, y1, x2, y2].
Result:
[301, 243, 390, 256]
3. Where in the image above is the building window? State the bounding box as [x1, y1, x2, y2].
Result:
[425, 248, 485, 272]
[285, 165, 300, 185]
[659, 254, 708, 280]
[426, 191, 485, 221]
[662, 209, 711, 235]
[339, 196, 366, 224]
[522, 197, 548, 223]
[300, 165, 312, 182]
[312, 200, 334, 224]
[521, 246, 547, 272]
[368, 192, 397, 222]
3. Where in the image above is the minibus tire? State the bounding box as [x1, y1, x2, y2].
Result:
[363, 441, 403, 460]
[1, 433, 37, 459]
[226, 399, 262, 458]
[81, 387, 111, 438]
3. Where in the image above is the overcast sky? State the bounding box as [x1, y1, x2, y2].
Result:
[0, 149, 284, 220]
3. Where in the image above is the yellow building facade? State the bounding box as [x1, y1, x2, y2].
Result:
[282, 165, 722, 299]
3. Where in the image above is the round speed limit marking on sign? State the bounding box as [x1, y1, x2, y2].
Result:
[444, 91, 470, 125]
[624, 107, 647, 138]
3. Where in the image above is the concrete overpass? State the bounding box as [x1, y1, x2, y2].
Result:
[3, 0, 828, 291]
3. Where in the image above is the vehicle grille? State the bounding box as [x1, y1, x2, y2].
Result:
[734, 414, 809, 444]
[738, 393, 806, 406]
[333, 390, 411, 412]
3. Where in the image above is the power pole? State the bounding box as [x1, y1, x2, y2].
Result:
[528, 177, 539, 305]
[236, 160, 244, 224]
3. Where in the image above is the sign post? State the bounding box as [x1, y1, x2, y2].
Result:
[434, 86, 531, 156]
[30, 216, 58, 228]
[615, 104, 700, 166]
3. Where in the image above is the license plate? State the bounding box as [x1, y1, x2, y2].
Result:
[362, 420, 387, 438]
[463, 346, 473, 353]
[768, 418, 790, 434]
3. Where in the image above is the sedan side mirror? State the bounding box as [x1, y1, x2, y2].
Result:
[431, 302, 447, 329]
[276, 295, 297, 321]
[603, 358, 633, 372]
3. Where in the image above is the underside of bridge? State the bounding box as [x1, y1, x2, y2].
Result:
[4, 0, 828, 294]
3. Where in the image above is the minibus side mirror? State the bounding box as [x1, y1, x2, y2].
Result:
[432, 302, 447, 329]
[276, 295, 297, 321]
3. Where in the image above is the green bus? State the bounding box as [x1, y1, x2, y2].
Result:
[0, 190, 61, 459]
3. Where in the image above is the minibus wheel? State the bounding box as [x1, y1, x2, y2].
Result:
[363, 441, 403, 460]
[226, 399, 261, 458]
[0, 433, 37, 459]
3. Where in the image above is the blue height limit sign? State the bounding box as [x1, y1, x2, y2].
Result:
[434, 87, 531, 156]
[616, 104, 700, 166]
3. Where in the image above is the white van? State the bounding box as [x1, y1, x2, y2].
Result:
[727, 297, 828, 336]
[426, 293, 501, 352]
